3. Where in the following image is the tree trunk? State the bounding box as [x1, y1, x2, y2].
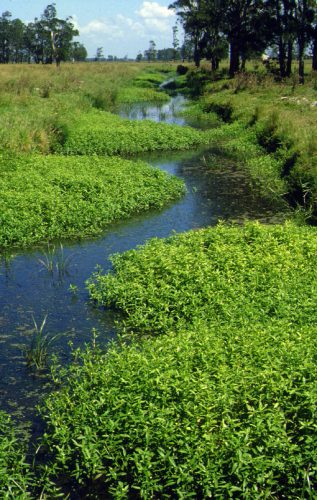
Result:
[229, 40, 240, 77]
[211, 56, 219, 71]
[298, 38, 305, 84]
[193, 35, 201, 68]
[278, 36, 287, 77]
[312, 26, 317, 71]
[286, 40, 293, 77]
[193, 47, 200, 67]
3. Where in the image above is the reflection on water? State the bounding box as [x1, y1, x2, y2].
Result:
[0, 97, 289, 432]
[118, 94, 187, 126]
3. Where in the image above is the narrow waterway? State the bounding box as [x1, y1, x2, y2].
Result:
[0, 96, 289, 435]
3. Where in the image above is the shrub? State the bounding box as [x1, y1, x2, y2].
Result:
[176, 64, 189, 75]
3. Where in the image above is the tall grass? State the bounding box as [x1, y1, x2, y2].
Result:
[0, 62, 169, 153]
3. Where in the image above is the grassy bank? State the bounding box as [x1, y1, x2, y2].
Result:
[0, 63, 172, 154]
[0, 154, 185, 249]
[37, 222, 317, 496]
[177, 66, 317, 222]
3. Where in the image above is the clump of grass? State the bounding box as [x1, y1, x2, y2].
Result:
[38, 243, 55, 273]
[24, 315, 61, 371]
[38, 243, 73, 278]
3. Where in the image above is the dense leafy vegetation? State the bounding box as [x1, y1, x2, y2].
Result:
[0, 411, 32, 498]
[88, 222, 316, 333]
[0, 154, 185, 249]
[58, 110, 211, 156]
[0, 61, 317, 497]
[38, 223, 317, 496]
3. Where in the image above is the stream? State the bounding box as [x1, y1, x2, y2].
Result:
[0, 96, 289, 436]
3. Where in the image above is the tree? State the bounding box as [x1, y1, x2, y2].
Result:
[9, 18, 25, 62]
[40, 4, 79, 66]
[294, 0, 316, 82]
[71, 42, 87, 61]
[0, 11, 12, 63]
[157, 47, 176, 60]
[169, 0, 212, 67]
[144, 40, 157, 61]
[172, 25, 180, 59]
[95, 47, 104, 61]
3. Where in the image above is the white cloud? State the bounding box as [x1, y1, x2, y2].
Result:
[137, 1, 174, 19]
[116, 14, 146, 37]
[80, 19, 124, 38]
[136, 1, 175, 34]
[75, 2, 176, 58]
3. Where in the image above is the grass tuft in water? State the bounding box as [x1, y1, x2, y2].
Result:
[24, 315, 61, 371]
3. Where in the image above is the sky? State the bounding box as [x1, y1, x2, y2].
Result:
[3, 0, 179, 59]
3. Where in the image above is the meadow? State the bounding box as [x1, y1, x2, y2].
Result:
[0, 60, 316, 497]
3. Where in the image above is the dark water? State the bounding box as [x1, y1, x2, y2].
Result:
[0, 97, 289, 434]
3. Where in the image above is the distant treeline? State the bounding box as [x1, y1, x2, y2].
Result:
[0, 3, 87, 65]
[170, 0, 317, 82]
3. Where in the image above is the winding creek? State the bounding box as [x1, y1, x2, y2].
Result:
[0, 95, 289, 436]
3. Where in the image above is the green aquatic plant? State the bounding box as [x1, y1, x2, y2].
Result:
[68, 283, 78, 295]
[38, 243, 56, 273]
[38, 243, 73, 278]
[55, 244, 73, 277]
[36, 223, 317, 496]
[0, 411, 33, 498]
[0, 155, 185, 249]
[24, 315, 61, 371]
[57, 110, 211, 156]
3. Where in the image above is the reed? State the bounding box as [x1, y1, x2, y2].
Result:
[24, 315, 61, 371]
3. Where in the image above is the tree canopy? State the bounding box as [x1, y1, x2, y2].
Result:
[0, 3, 84, 64]
[169, 0, 317, 79]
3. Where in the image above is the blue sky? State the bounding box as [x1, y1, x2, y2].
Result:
[3, 1, 179, 58]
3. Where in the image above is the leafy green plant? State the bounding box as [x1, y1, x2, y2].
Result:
[68, 283, 78, 295]
[34, 222, 317, 496]
[57, 110, 211, 157]
[0, 154, 185, 250]
[0, 411, 33, 498]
